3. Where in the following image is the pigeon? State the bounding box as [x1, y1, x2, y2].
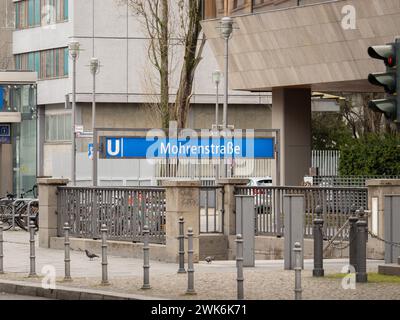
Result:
[205, 256, 215, 264]
[85, 249, 99, 260]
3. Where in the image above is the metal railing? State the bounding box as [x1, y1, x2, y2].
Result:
[312, 176, 400, 187]
[235, 186, 368, 240]
[155, 158, 274, 180]
[57, 186, 166, 244]
[312, 150, 340, 176]
[199, 186, 224, 233]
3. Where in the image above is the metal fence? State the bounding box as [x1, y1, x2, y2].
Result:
[235, 186, 368, 240]
[155, 158, 274, 180]
[57, 187, 166, 244]
[312, 176, 400, 187]
[199, 186, 224, 233]
[312, 150, 340, 176]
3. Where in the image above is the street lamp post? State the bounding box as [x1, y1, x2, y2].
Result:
[220, 17, 234, 129]
[90, 58, 100, 187]
[68, 41, 80, 186]
[212, 70, 221, 128]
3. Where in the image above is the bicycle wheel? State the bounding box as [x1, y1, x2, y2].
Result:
[0, 205, 14, 231]
[16, 204, 29, 231]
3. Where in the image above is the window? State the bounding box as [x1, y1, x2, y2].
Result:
[45, 114, 71, 142]
[15, 0, 68, 30]
[15, 47, 69, 80]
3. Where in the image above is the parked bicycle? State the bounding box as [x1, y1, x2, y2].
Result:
[0, 185, 39, 231]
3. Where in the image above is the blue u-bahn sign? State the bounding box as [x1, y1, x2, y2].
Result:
[0, 124, 11, 144]
[100, 136, 275, 159]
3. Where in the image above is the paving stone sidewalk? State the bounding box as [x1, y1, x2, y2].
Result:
[1, 231, 399, 300]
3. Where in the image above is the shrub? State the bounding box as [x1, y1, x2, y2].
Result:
[339, 134, 400, 176]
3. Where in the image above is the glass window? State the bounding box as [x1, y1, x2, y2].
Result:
[28, 0, 34, 26]
[64, 0, 68, 20]
[15, 2, 20, 28]
[63, 48, 69, 75]
[45, 114, 72, 142]
[34, 52, 40, 73]
[15, 0, 68, 29]
[16, 47, 68, 80]
[34, 0, 41, 25]
[27, 53, 34, 71]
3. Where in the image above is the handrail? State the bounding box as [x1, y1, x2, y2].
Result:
[58, 186, 165, 191]
[235, 185, 368, 192]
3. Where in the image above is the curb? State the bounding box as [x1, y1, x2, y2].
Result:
[0, 279, 165, 300]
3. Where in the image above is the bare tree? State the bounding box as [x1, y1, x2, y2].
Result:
[123, 0, 206, 128]
[339, 92, 396, 138]
[174, 0, 206, 128]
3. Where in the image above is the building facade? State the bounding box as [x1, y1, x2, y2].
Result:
[12, 0, 272, 185]
[202, 0, 400, 185]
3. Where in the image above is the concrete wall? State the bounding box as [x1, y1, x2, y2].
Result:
[226, 235, 383, 261]
[50, 237, 169, 262]
[48, 234, 384, 262]
[202, 0, 400, 92]
[207, 0, 334, 18]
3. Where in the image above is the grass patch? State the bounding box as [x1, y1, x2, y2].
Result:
[326, 273, 400, 283]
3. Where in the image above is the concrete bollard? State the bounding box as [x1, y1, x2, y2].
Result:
[28, 220, 36, 277]
[63, 222, 72, 281]
[236, 234, 244, 300]
[186, 227, 196, 295]
[142, 225, 151, 290]
[177, 217, 186, 274]
[349, 205, 359, 272]
[101, 224, 109, 286]
[313, 205, 324, 277]
[0, 222, 3, 274]
[294, 242, 302, 300]
[356, 208, 368, 283]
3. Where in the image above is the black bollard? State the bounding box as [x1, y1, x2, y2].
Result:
[349, 205, 359, 272]
[356, 208, 368, 283]
[313, 205, 324, 277]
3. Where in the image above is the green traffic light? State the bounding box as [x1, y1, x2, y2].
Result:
[368, 99, 397, 119]
[368, 72, 396, 94]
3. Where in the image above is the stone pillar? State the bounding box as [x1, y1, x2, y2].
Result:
[272, 88, 312, 186]
[366, 180, 400, 238]
[366, 179, 400, 259]
[217, 179, 248, 236]
[163, 181, 201, 263]
[38, 178, 69, 248]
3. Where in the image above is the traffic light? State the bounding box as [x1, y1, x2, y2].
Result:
[367, 40, 400, 122]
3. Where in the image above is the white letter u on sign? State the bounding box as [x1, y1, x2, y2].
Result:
[107, 139, 121, 157]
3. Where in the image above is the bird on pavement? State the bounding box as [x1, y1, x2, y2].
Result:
[85, 249, 99, 260]
[205, 256, 215, 264]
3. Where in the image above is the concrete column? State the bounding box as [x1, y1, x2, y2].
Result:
[272, 88, 311, 186]
[0, 144, 13, 196]
[38, 178, 69, 248]
[217, 179, 248, 236]
[163, 181, 201, 263]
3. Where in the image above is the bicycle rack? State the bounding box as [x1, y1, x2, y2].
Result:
[26, 200, 39, 227]
[11, 199, 37, 231]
